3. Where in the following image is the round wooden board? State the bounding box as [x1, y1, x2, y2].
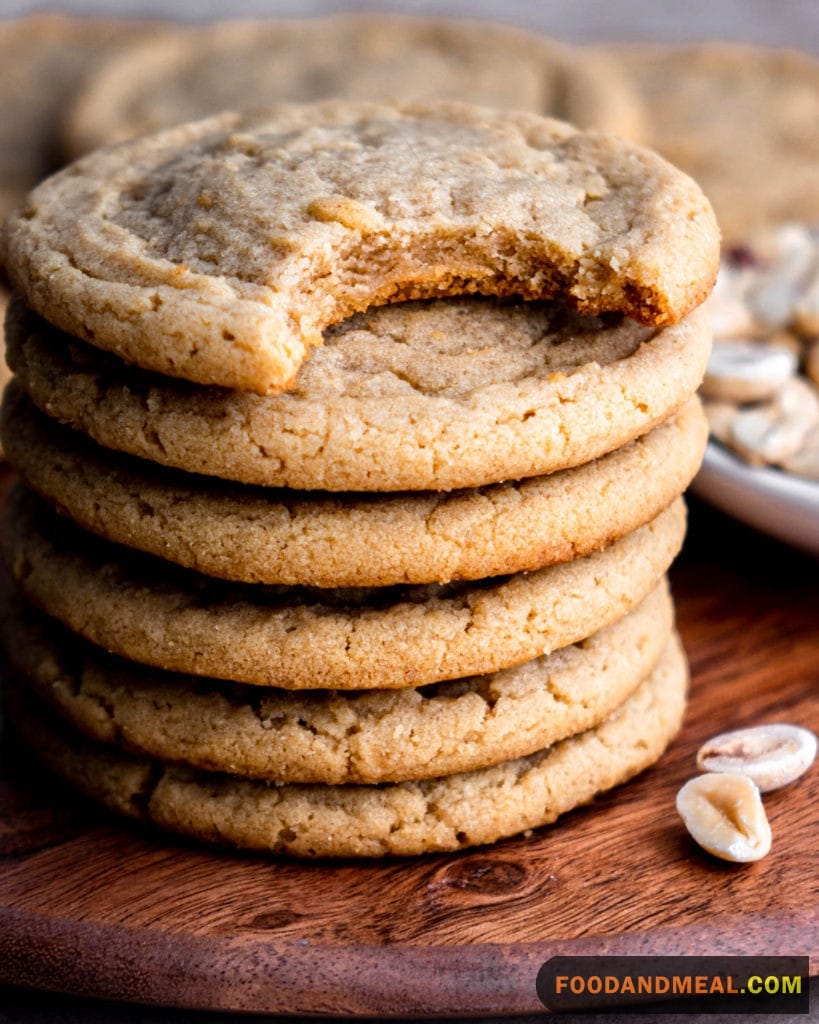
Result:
[1, 489, 817, 1017]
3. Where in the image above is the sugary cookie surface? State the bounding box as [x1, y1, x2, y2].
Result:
[4, 101, 718, 394]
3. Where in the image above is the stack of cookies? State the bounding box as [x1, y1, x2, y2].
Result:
[0, 102, 718, 856]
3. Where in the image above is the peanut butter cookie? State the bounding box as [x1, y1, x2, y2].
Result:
[2, 385, 706, 586]
[3, 489, 685, 690]
[5, 298, 711, 491]
[6, 633, 687, 857]
[4, 102, 718, 394]
[3, 582, 672, 784]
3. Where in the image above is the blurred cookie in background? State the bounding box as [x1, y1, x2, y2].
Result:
[62, 14, 645, 157]
[0, 15, 161, 453]
[603, 43, 819, 243]
[0, 14, 163, 226]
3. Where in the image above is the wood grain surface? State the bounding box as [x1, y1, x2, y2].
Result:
[0, 463, 816, 1017]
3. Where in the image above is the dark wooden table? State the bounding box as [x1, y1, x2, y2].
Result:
[0, 458, 816, 1018]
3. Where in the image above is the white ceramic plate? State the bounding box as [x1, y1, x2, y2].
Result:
[693, 441, 819, 556]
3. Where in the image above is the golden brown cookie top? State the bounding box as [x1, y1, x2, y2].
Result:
[4, 101, 718, 394]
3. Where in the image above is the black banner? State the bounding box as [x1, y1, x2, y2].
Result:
[536, 956, 810, 1013]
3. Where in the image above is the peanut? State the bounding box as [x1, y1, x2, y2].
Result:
[697, 724, 817, 792]
[676, 773, 772, 863]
